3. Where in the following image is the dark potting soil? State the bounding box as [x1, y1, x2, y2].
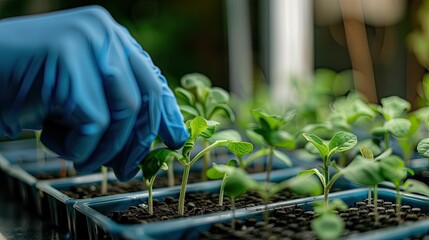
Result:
[108, 190, 303, 224]
[61, 172, 202, 199]
[199, 199, 429, 240]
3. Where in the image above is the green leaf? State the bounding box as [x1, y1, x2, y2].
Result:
[200, 120, 220, 139]
[210, 129, 242, 142]
[139, 148, 181, 179]
[224, 168, 257, 198]
[414, 107, 429, 123]
[266, 130, 295, 149]
[188, 116, 208, 139]
[206, 163, 225, 180]
[403, 179, 429, 197]
[380, 155, 407, 187]
[343, 156, 384, 186]
[286, 175, 323, 196]
[273, 150, 292, 166]
[298, 168, 325, 187]
[252, 109, 283, 131]
[174, 87, 195, 106]
[384, 118, 411, 137]
[160, 162, 168, 171]
[348, 99, 376, 122]
[245, 129, 265, 147]
[417, 138, 429, 157]
[180, 73, 212, 89]
[380, 96, 411, 119]
[302, 133, 329, 158]
[227, 141, 253, 157]
[226, 159, 238, 167]
[329, 114, 349, 130]
[207, 160, 238, 180]
[374, 148, 392, 161]
[210, 87, 230, 103]
[179, 105, 199, 118]
[311, 213, 345, 240]
[208, 103, 235, 121]
[328, 131, 357, 153]
[359, 146, 374, 160]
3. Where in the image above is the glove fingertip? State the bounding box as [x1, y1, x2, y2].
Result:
[112, 166, 140, 182]
[161, 125, 189, 149]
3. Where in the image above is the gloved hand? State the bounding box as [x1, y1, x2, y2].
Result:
[0, 6, 189, 181]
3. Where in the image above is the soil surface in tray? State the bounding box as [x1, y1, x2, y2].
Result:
[199, 198, 429, 240]
[108, 190, 303, 224]
[61, 172, 202, 199]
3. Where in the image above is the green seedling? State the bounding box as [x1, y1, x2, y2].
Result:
[311, 199, 348, 240]
[247, 109, 295, 182]
[328, 94, 376, 166]
[343, 146, 392, 225]
[205, 141, 258, 207]
[379, 155, 414, 223]
[371, 96, 411, 150]
[206, 160, 239, 206]
[34, 130, 45, 163]
[100, 166, 108, 194]
[288, 69, 354, 132]
[141, 116, 252, 216]
[303, 93, 375, 134]
[175, 116, 252, 215]
[223, 167, 322, 223]
[138, 148, 181, 215]
[175, 73, 235, 180]
[345, 148, 429, 224]
[298, 131, 357, 207]
[379, 156, 429, 222]
[395, 114, 421, 164]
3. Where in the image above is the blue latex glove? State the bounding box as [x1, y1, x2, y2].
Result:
[0, 6, 189, 181]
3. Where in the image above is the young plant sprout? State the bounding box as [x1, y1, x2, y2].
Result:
[379, 155, 414, 223]
[298, 131, 357, 207]
[378, 155, 429, 223]
[343, 146, 391, 225]
[247, 109, 295, 182]
[175, 73, 235, 180]
[206, 160, 238, 207]
[311, 199, 348, 240]
[138, 148, 181, 215]
[139, 116, 252, 216]
[345, 147, 429, 224]
[223, 167, 322, 222]
[372, 96, 411, 150]
[100, 166, 108, 195]
[34, 130, 46, 163]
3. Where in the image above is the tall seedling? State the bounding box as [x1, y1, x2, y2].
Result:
[206, 135, 253, 206]
[175, 73, 235, 180]
[299, 131, 357, 207]
[139, 116, 252, 216]
[372, 96, 411, 150]
[222, 167, 322, 223]
[247, 109, 295, 182]
[138, 148, 182, 215]
[343, 146, 391, 225]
